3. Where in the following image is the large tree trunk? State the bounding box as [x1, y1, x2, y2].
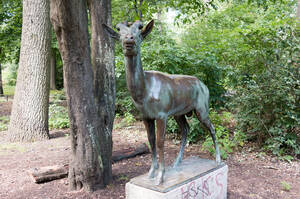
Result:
[50, 48, 56, 90]
[50, 0, 113, 191]
[0, 63, 3, 95]
[8, 0, 51, 142]
[87, 0, 115, 185]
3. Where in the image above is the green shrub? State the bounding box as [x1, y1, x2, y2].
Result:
[167, 111, 246, 159]
[231, 22, 300, 156]
[3, 85, 15, 96]
[0, 116, 10, 131]
[50, 89, 66, 103]
[201, 111, 246, 159]
[49, 104, 69, 130]
[3, 63, 18, 86]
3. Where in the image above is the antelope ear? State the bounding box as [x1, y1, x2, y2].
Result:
[102, 24, 120, 40]
[141, 20, 154, 39]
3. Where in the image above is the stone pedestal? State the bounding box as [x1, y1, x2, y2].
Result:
[126, 157, 228, 199]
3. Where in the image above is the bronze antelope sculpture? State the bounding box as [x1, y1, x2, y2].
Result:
[103, 20, 221, 185]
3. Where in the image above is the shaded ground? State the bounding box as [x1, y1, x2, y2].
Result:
[0, 100, 299, 199]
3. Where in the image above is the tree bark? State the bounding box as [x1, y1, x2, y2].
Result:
[8, 0, 51, 142]
[0, 63, 3, 95]
[87, 0, 115, 185]
[50, 48, 56, 90]
[50, 0, 113, 191]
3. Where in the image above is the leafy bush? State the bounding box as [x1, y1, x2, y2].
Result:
[49, 104, 69, 130]
[201, 111, 246, 159]
[231, 22, 300, 156]
[3, 63, 18, 86]
[181, 0, 299, 157]
[167, 111, 246, 159]
[0, 116, 10, 131]
[50, 89, 66, 103]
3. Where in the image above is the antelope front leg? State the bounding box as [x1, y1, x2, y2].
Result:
[155, 118, 167, 185]
[143, 119, 158, 178]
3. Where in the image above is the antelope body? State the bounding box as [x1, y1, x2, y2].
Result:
[103, 20, 221, 185]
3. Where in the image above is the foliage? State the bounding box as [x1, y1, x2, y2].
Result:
[112, 0, 165, 23]
[231, 19, 300, 156]
[181, 0, 297, 86]
[0, 116, 9, 131]
[3, 63, 18, 86]
[0, 0, 22, 63]
[180, 0, 299, 157]
[49, 103, 69, 130]
[50, 89, 66, 102]
[49, 90, 69, 130]
[3, 84, 15, 96]
[167, 110, 246, 159]
[201, 111, 246, 159]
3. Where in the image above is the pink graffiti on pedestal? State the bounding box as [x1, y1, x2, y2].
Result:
[180, 171, 225, 199]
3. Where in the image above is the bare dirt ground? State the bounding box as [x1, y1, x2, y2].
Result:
[0, 100, 299, 199]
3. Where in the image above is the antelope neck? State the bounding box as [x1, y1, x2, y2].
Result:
[124, 51, 146, 104]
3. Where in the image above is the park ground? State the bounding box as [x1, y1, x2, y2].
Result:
[0, 98, 300, 199]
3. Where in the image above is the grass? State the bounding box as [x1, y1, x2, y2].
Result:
[0, 143, 27, 154]
[281, 181, 291, 192]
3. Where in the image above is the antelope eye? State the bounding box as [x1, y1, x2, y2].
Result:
[138, 24, 143, 29]
[116, 27, 120, 31]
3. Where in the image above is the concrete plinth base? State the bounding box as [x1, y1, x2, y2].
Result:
[126, 157, 228, 199]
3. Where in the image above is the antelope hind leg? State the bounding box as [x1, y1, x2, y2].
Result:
[173, 115, 189, 169]
[196, 111, 221, 164]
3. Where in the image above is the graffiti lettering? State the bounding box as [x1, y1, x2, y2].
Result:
[180, 171, 225, 199]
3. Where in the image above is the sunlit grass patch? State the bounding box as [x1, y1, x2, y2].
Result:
[0, 143, 26, 154]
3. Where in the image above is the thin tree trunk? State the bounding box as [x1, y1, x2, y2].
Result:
[50, 49, 56, 90]
[297, 0, 300, 19]
[50, 0, 111, 191]
[0, 63, 3, 95]
[9, 0, 51, 142]
[138, 0, 143, 21]
[157, 9, 162, 32]
[87, 0, 115, 185]
[134, 0, 143, 21]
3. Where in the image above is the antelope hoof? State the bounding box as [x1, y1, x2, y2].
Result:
[216, 155, 221, 165]
[148, 167, 156, 179]
[173, 159, 182, 169]
[155, 170, 164, 185]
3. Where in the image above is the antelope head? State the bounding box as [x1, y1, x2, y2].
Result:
[103, 20, 154, 56]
